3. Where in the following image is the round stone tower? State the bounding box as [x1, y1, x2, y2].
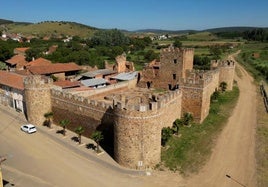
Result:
[113, 104, 162, 169]
[24, 75, 53, 126]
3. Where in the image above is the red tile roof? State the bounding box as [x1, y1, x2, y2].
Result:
[27, 63, 81, 75]
[14, 47, 29, 53]
[6, 55, 28, 66]
[26, 57, 52, 66]
[53, 80, 81, 89]
[0, 71, 25, 90]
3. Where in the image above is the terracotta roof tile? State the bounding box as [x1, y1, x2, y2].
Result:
[6, 55, 27, 66]
[27, 63, 81, 75]
[14, 47, 29, 53]
[0, 71, 25, 90]
[26, 57, 52, 66]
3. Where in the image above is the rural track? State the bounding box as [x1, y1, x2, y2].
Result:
[185, 51, 257, 187]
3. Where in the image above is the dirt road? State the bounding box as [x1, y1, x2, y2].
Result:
[185, 52, 257, 187]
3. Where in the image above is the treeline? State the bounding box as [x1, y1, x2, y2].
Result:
[243, 29, 268, 42]
[216, 28, 268, 41]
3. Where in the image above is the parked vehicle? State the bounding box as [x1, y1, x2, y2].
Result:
[21, 124, 37, 134]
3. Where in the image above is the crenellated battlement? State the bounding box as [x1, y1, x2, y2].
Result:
[113, 89, 181, 112]
[211, 59, 235, 69]
[161, 46, 194, 54]
[181, 69, 218, 88]
[24, 75, 53, 89]
[51, 88, 112, 110]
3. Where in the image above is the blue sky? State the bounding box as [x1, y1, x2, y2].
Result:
[1, 0, 268, 31]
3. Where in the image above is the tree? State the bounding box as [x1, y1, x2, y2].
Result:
[209, 45, 222, 59]
[59, 119, 70, 136]
[44, 112, 53, 128]
[172, 119, 183, 135]
[75, 126, 84, 144]
[219, 82, 227, 92]
[182, 112, 193, 126]
[0, 61, 7, 70]
[0, 45, 12, 62]
[193, 55, 211, 70]
[91, 29, 129, 47]
[144, 50, 159, 61]
[25, 48, 42, 62]
[91, 131, 104, 153]
[173, 39, 182, 48]
[161, 127, 173, 146]
[211, 90, 220, 101]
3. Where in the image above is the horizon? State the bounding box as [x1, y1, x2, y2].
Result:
[1, 0, 268, 31]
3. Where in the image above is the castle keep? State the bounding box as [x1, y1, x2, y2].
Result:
[23, 47, 235, 169]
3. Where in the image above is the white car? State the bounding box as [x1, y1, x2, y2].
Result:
[21, 124, 37, 134]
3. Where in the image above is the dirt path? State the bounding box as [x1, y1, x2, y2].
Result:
[185, 52, 257, 187]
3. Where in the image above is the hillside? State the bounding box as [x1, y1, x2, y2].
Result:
[133, 26, 268, 35]
[1, 18, 267, 38]
[0, 18, 13, 25]
[4, 21, 98, 38]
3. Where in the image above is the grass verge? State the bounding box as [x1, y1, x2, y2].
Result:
[256, 83, 268, 187]
[160, 86, 239, 176]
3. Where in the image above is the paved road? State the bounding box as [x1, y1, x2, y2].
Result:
[0, 106, 148, 187]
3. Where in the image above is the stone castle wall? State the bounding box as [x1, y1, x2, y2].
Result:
[211, 60, 235, 90]
[114, 90, 182, 168]
[182, 48, 194, 78]
[50, 87, 182, 169]
[24, 75, 53, 126]
[51, 89, 114, 136]
[181, 70, 219, 123]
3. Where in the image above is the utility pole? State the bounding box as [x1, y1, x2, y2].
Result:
[0, 156, 7, 187]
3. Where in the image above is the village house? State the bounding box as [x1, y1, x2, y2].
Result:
[0, 71, 25, 112]
[5, 55, 28, 70]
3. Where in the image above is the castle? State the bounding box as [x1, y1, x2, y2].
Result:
[23, 46, 235, 169]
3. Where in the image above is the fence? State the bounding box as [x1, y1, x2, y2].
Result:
[260, 84, 268, 113]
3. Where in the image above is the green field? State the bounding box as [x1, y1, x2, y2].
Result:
[236, 42, 268, 81]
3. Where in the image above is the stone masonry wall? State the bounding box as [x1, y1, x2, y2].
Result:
[219, 66, 235, 90]
[181, 70, 219, 123]
[182, 49, 194, 78]
[114, 90, 182, 169]
[24, 76, 53, 126]
[51, 89, 114, 136]
[51, 88, 182, 169]
[211, 60, 235, 91]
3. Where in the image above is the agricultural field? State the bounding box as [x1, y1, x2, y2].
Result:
[237, 42, 268, 81]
